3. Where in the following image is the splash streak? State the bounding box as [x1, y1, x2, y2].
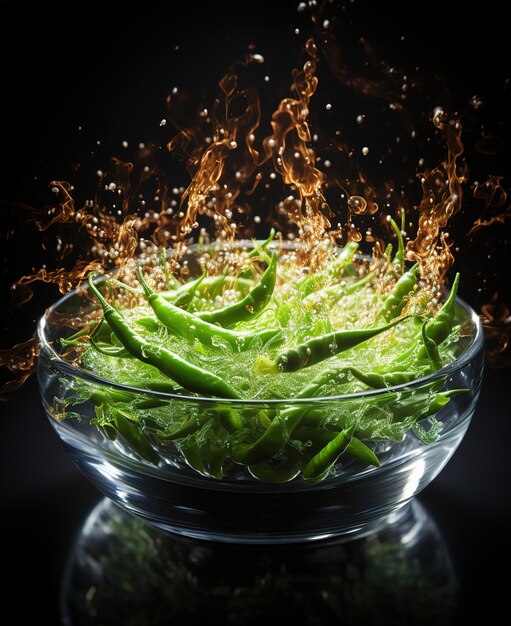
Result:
[406, 109, 465, 287]
[269, 39, 334, 264]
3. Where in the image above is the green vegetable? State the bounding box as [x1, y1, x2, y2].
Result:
[258, 316, 410, 374]
[88, 274, 241, 399]
[196, 252, 277, 327]
[380, 263, 419, 321]
[135, 265, 279, 351]
[67, 238, 464, 484]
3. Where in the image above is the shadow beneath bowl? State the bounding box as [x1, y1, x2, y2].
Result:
[61, 497, 458, 625]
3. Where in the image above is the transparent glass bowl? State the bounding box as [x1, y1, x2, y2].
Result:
[37, 275, 484, 543]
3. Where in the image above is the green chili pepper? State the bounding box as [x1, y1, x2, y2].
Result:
[163, 274, 254, 304]
[217, 405, 244, 433]
[135, 316, 161, 333]
[172, 270, 206, 309]
[390, 391, 450, 425]
[421, 321, 442, 370]
[86, 318, 131, 358]
[425, 272, 460, 345]
[231, 368, 351, 465]
[136, 265, 279, 351]
[248, 447, 303, 483]
[151, 412, 212, 440]
[196, 252, 277, 327]
[257, 316, 409, 374]
[88, 274, 241, 399]
[349, 367, 419, 389]
[247, 228, 276, 258]
[346, 436, 381, 467]
[303, 425, 355, 483]
[88, 386, 169, 410]
[293, 427, 381, 467]
[303, 270, 375, 307]
[387, 216, 405, 277]
[380, 263, 419, 321]
[202, 437, 228, 479]
[296, 241, 359, 295]
[113, 409, 160, 465]
[92, 404, 117, 440]
[179, 439, 209, 476]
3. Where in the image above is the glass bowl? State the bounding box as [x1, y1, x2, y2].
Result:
[37, 264, 484, 544]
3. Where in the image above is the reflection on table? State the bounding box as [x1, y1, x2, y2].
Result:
[62, 498, 457, 625]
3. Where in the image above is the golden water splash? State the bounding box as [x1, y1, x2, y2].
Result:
[481, 297, 511, 368]
[406, 109, 465, 289]
[468, 176, 510, 235]
[169, 65, 267, 242]
[269, 38, 335, 265]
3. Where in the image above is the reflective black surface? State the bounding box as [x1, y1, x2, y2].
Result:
[61, 498, 457, 626]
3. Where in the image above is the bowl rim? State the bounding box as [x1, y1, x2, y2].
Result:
[37, 282, 484, 407]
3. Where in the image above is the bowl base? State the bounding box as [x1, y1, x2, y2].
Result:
[61, 496, 458, 625]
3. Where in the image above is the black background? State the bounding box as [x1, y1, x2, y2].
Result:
[1, 1, 510, 624]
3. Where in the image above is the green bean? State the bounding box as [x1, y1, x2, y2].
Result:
[196, 252, 277, 327]
[136, 265, 280, 351]
[257, 316, 409, 374]
[88, 274, 241, 399]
